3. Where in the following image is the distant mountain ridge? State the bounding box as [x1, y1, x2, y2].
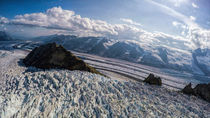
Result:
[2, 33, 207, 76]
[28, 34, 209, 76]
[0, 31, 13, 41]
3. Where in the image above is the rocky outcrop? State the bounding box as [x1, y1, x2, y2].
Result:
[182, 83, 210, 102]
[182, 83, 194, 95]
[143, 73, 162, 86]
[194, 83, 210, 102]
[23, 43, 103, 75]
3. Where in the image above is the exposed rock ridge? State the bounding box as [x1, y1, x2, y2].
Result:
[23, 42, 103, 75]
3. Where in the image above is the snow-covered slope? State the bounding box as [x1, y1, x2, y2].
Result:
[193, 48, 210, 76]
[0, 50, 210, 117]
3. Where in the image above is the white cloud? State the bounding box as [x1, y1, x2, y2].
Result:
[146, 0, 198, 28]
[146, 0, 210, 49]
[174, 0, 188, 7]
[0, 17, 9, 24]
[172, 21, 210, 49]
[190, 16, 196, 21]
[9, 7, 116, 37]
[172, 21, 187, 36]
[166, 0, 189, 7]
[172, 21, 181, 27]
[8, 7, 148, 39]
[192, 2, 199, 8]
[120, 18, 142, 26]
[172, 21, 188, 34]
[187, 27, 210, 49]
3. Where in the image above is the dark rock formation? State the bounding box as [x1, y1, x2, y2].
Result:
[143, 73, 162, 86]
[182, 83, 194, 95]
[23, 43, 103, 75]
[182, 83, 210, 102]
[194, 83, 210, 102]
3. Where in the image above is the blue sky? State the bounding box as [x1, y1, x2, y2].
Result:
[0, 0, 210, 49]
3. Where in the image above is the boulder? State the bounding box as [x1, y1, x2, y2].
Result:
[23, 43, 103, 75]
[182, 83, 194, 95]
[194, 83, 210, 102]
[182, 83, 210, 102]
[143, 73, 162, 86]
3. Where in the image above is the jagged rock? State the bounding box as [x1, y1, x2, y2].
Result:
[182, 83, 210, 102]
[143, 73, 162, 86]
[23, 43, 103, 75]
[194, 83, 210, 102]
[182, 83, 194, 95]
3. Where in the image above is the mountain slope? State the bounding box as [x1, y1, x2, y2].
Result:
[0, 31, 13, 41]
[193, 48, 210, 76]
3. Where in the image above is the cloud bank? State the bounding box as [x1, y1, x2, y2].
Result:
[0, 17, 9, 24]
[11, 7, 118, 37]
[145, 0, 210, 49]
[5, 7, 148, 40]
[0, 6, 210, 50]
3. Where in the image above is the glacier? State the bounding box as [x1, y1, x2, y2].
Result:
[0, 44, 210, 117]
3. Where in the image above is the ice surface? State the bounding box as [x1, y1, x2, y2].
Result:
[1, 70, 210, 117]
[0, 49, 210, 117]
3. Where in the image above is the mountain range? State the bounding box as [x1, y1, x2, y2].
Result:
[1, 31, 210, 76]
[30, 34, 210, 76]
